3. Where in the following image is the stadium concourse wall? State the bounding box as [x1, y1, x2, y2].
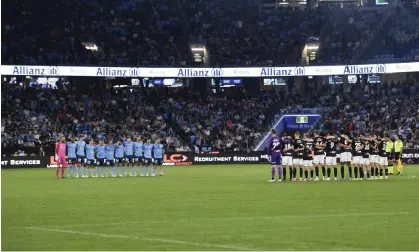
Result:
[2, 149, 419, 168]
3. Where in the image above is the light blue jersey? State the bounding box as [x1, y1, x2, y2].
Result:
[76, 140, 86, 156]
[134, 142, 143, 157]
[124, 141, 134, 156]
[143, 143, 153, 159]
[153, 144, 164, 158]
[86, 144, 95, 160]
[95, 145, 106, 159]
[115, 144, 125, 158]
[105, 144, 115, 160]
[67, 142, 77, 158]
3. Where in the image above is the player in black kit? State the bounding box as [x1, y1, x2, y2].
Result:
[351, 133, 364, 180]
[361, 135, 371, 179]
[302, 133, 314, 181]
[313, 131, 326, 181]
[281, 134, 294, 181]
[369, 135, 380, 179]
[292, 131, 305, 181]
[339, 133, 352, 179]
[324, 132, 338, 180]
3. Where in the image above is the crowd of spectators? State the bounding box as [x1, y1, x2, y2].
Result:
[3, 0, 417, 66]
[316, 80, 419, 148]
[1, 84, 189, 155]
[2, 0, 192, 66]
[319, 8, 388, 64]
[366, 7, 419, 63]
[185, 1, 327, 66]
[159, 89, 283, 152]
[2, 78, 418, 156]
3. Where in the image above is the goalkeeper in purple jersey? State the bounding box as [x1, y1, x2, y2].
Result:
[268, 129, 284, 182]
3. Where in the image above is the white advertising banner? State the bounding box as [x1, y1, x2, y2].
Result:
[1, 62, 418, 78]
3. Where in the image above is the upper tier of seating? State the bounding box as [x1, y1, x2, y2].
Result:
[3, 0, 416, 66]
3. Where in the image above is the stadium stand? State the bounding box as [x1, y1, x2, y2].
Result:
[318, 7, 389, 64]
[1, 0, 419, 156]
[185, 1, 327, 66]
[1, 0, 193, 66]
[363, 7, 419, 63]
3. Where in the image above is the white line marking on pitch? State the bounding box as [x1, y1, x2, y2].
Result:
[23, 227, 255, 251]
[58, 212, 409, 228]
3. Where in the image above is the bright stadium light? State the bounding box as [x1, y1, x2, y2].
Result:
[307, 45, 319, 50]
[82, 42, 99, 51]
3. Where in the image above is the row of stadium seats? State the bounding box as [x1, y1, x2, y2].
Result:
[319, 7, 388, 64]
[2, 0, 192, 66]
[3, 0, 417, 66]
[365, 7, 419, 63]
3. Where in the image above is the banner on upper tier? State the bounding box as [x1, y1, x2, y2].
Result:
[1, 62, 418, 78]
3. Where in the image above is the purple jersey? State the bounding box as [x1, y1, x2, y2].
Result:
[269, 136, 283, 165]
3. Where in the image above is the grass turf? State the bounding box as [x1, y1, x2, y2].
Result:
[2, 165, 419, 251]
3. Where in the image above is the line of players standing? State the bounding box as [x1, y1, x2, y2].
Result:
[269, 130, 394, 182]
[59, 136, 165, 178]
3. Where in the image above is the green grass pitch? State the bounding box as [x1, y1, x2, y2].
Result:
[2, 165, 419, 251]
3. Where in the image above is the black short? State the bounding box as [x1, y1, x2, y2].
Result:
[106, 159, 115, 166]
[77, 156, 86, 164]
[144, 158, 152, 165]
[395, 152, 401, 160]
[68, 158, 77, 164]
[134, 156, 143, 163]
[125, 155, 133, 163]
[86, 159, 96, 165]
[96, 158, 106, 166]
[154, 158, 163, 165]
[115, 158, 124, 164]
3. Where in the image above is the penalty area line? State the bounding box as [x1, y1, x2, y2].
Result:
[22, 226, 256, 251]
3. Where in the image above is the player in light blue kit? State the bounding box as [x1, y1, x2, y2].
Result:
[105, 140, 116, 177]
[95, 140, 106, 177]
[76, 136, 87, 178]
[153, 139, 164, 176]
[115, 140, 125, 177]
[85, 139, 96, 178]
[67, 138, 78, 178]
[134, 137, 144, 176]
[124, 137, 134, 177]
[143, 138, 154, 176]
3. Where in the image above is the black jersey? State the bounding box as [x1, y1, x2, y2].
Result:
[293, 139, 304, 159]
[351, 138, 363, 156]
[303, 139, 314, 160]
[313, 136, 325, 155]
[325, 137, 338, 157]
[339, 137, 352, 152]
[378, 140, 387, 157]
[362, 140, 370, 158]
[282, 137, 294, 157]
[370, 140, 380, 155]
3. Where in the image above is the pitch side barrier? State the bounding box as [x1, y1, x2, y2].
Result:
[1, 62, 418, 77]
[2, 150, 419, 168]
